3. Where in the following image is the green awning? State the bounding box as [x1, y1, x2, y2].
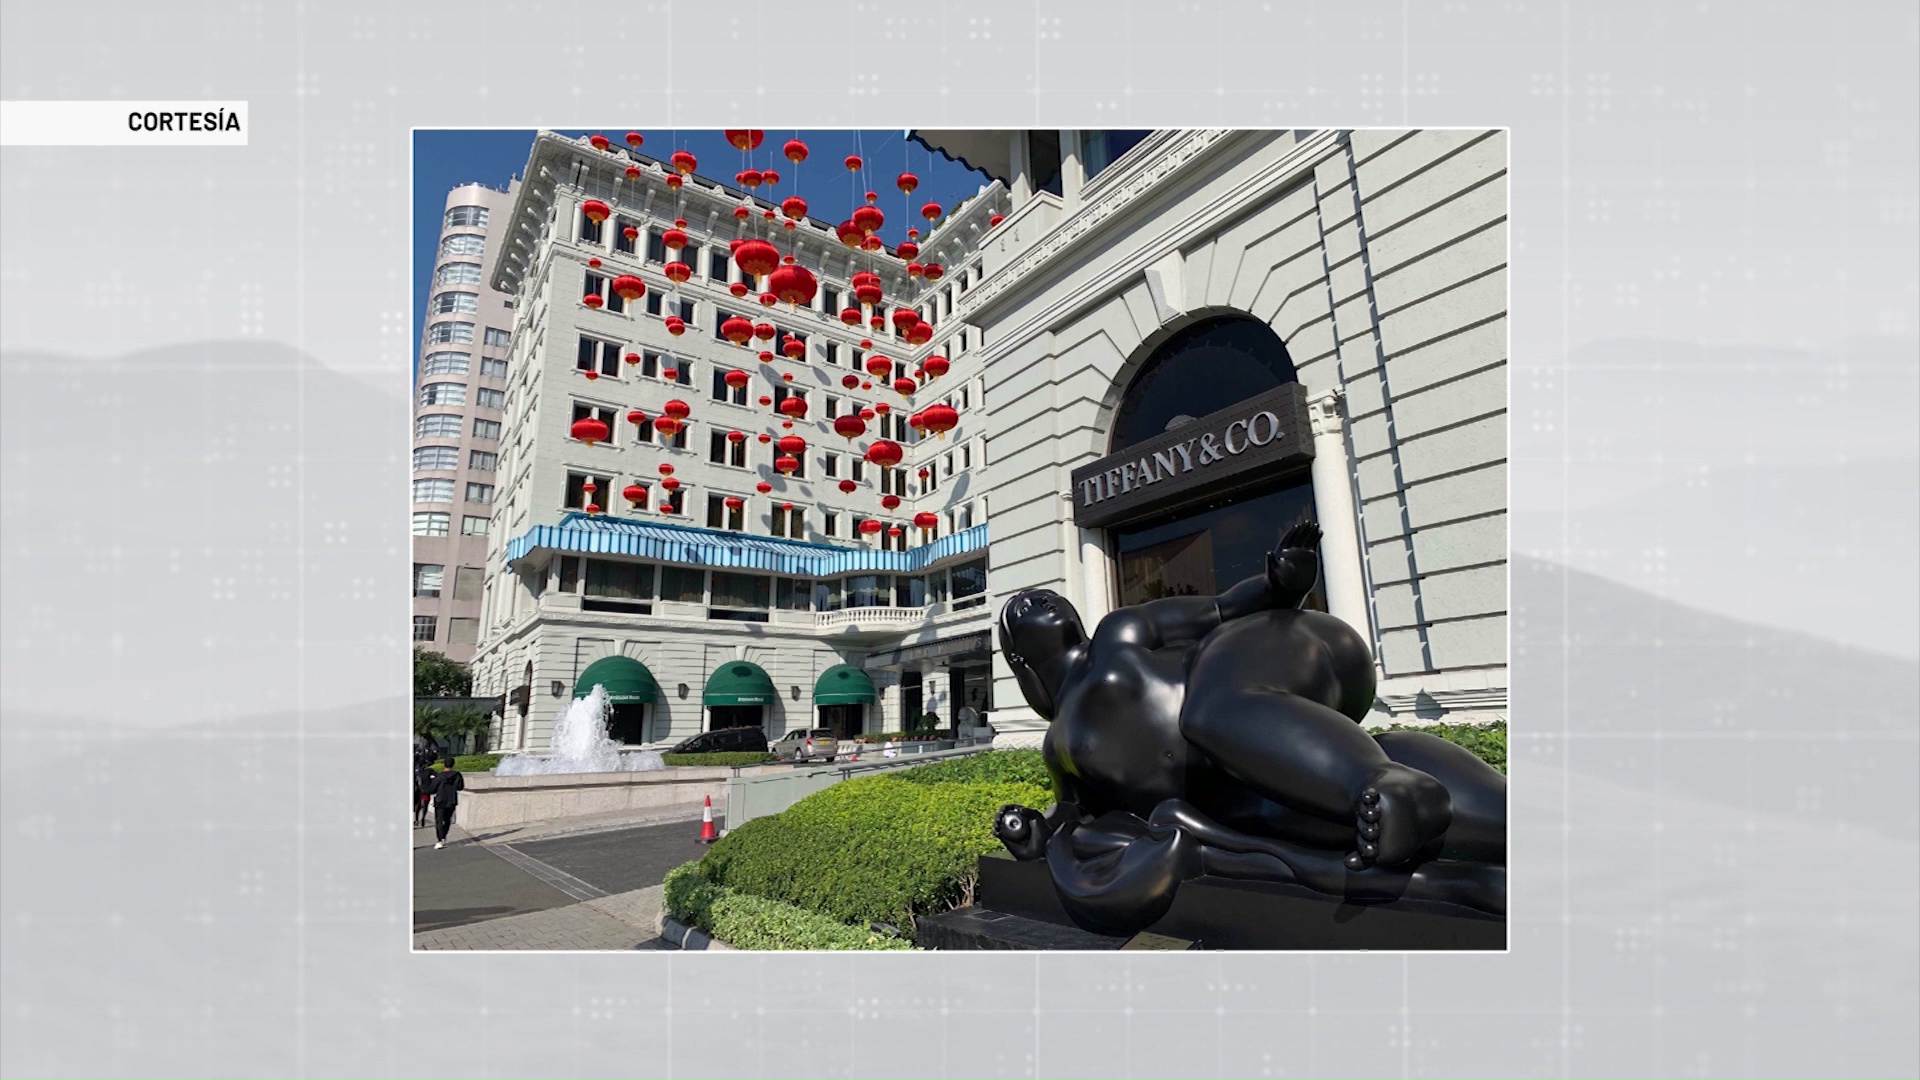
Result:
[703, 660, 777, 706]
[813, 663, 877, 705]
[574, 655, 660, 704]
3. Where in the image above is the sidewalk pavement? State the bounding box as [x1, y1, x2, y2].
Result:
[413, 884, 670, 950]
[456, 800, 716, 846]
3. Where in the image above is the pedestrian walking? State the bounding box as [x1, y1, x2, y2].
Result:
[412, 751, 435, 829]
[429, 756, 465, 849]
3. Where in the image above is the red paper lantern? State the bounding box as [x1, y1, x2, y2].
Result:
[582, 293, 604, 309]
[589, 134, 610, 151]
[841, 374, 860, 389]
[735, 205, 751, 221]
[659, 502, 677, 514]
[852, 204, 884, 235]
[887, 526, 903, 538]
[758, 292, 779, 308]
[727, 429, 746, 443]
[838, 478, 859, 494]
[626, 408, 646, 425]
[832, 414, 866, 441]
[625, 131, 643, 147]
[661, 477, 680, 491]
[897, 240, 920, 260]
[780, 195, 808, 221]
[778, 396, 807, 419]
[865, 189, 879, 204]
[623, 351, 641, 366]
[581, 199, 610, 223]
[757, 350, 774, 362]
[874, 402, 890, 415]
[906, 261, 924, 279]
[783, 138, 808, 163]
[721, 315, 755, 344]
[864, 439, 903, 467]
[890, 308, 919, 334]
[880, 494, 901, 511]
[663, 399, 691, 419]
[729, 282, 749, 298]
[769, 261, 818, 308]
[663, 260, 692, 284]
[737, 168, 764, 189]
[723, 496, 743, 509]
[844, 154, 862, 171]
[774, 455, 800, 475]
[869, 315, 885, 330]
[839, 306, 862, 326]
[780, 369, 796, 380]
[860, 337, 874, 349]
[989, 213, 1004, 227]
[622, 163, 640, 181]
[861, 381, 872, 390]
[896, 171, 919, 194]
[758, 394, 773, 406]
[763, 168, 780, 185]
[776, 433, 807, 455]
[654, 416, 679, 435]
[724, 129, 764, 151]
[859, 406, 876, 420]
[753, 321, 776, 342]
[923, 355, 950, 379]
[914, 511, 939, 531]
[665, 174, 683, 191]
[917, 467, 930, 480]
[585, 502, 601, 515]
[724, 368, 751, 389]
[657, 463, 675, 476]
[921, 402, 959, 438]
[907, 323, 933, 346]
[859, 518, 883, 535]
[734, 238, 780, 282]
[864, 353, 892, 379]
[779, 500, 794, 511]
[920, 200, 942, 222]
[757, 432, 772, 443]
[923, 263, 944, 281]
[587, 257, 601, 268]
[835, 220, 863, 249]
[670, 150, 697, 174]
[582, 369, 599, 381]
[662, 224, 688, 250]
[892, 377, 916, 397]
[622, 224, 640, 241]
[664, 315, 685, 336]
[624, 483, 648, 507]
[756, 481, 773, 494]
[611, 274, 646, 301]
[570, 416, 609, 445]
[661, 366, 677, 379]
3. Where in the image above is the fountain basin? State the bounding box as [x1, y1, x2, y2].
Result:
[458, 764, 791, 830]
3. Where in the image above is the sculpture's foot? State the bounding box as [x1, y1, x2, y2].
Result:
[1345, 763, 1452, 870]
[995, 804, 1052, 861]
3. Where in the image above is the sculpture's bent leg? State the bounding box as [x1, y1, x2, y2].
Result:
[1181, 686, 1451, 869]
[1043, 813, 1204, 937]
[1373, 730, 1507, 864]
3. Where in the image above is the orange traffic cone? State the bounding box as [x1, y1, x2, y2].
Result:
[698, 794, 717, 843]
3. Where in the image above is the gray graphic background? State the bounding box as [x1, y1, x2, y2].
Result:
[2, 2, 1915, 1077]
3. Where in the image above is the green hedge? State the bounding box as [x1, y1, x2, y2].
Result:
[660, 752, 777, 767]
[662, 863, 915, 951]
[1386, 720, 1507, 774]
[893, 748, 1051, 789]
[697, 772, 1051, 930]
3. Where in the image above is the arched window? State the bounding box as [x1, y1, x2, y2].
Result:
[1109, 315, 1297, 453]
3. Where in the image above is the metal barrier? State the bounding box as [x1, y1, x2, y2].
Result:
[722, 741, 997, 830]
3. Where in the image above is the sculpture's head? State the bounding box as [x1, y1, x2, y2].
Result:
[998, 589, 1086, 721]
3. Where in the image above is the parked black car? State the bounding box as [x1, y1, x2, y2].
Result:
[669, 726, 770, 755]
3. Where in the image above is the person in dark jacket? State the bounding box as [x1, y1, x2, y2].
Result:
[412, 751, 435, 829]
[429, 757, 464, 849]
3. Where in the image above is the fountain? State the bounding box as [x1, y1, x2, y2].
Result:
[494, 684, 666, 776]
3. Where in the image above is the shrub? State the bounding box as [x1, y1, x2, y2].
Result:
[697, 773, 1051, 930]
[1385, 720, 1507, 774]
[445, 753, 500, 773]
[662, 863, 915, 951]
[660, 752, 777, 767]
[892, 748, 1052, 790]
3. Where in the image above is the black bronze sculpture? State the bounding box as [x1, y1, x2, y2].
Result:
[994, 519, 1507, 937]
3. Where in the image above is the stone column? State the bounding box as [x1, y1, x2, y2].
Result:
[1078, 526, 1112, 628]
[1307, 390, 1373, 646]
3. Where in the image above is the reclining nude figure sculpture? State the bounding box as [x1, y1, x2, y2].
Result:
[994, 519, 1507, 937]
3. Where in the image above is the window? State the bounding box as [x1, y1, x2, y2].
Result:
[412, 615, 436, 641]
[472, 418, 501, 440]
[563, 471, 615, 511]
[950, 558, 988, 608]
[419, 381, 466, 407]
[845, 574, 890, 608]
[683, 242, 702, 271]
[461, 515, 490, 536]
[644, 290, 663, 316]
[558, 555, 582, 593]
[659, 565, 705, 604]
[571, 403, 617, 445]
[447, 618, 479, 646]
[614, 218, 639, 255]
[822, 512, 838, 538]
[469, 450, 498, 471]
[708, 249, 730, 280]
[475, 387, 505, 409]
[824, 396, 840, 419]
[850, 459, 865, 483]
[778, 578, 811, 611]
[811, 578, 844, 611]
[957, 503, 974, 530]
[646, 229, 667, 262]
[582, 271, 625, 314]
[480, 358, 508, 380]
[770, 505, 804, 539]
[465, 482, 495, 504]
[677, 298, 696, 323]
[1028, 130, 1064, 197]
[639, 351, 661, 379]
[929, 571, 950, 605]
[960, 442, 971, 469]
[427, 322, 474, 345]
[1080, 130, 1153, 181]
[822, 453, 839, 478]
[454, 566, 485, 602]
[413, 445, 459, 471]
[483, 326, 511, 348]
[824, 342, 840, 366]
[434, 262, 482, 288]
[578, 208, 602, 244]
[416, 413, 462, 438]
[943, 453, 954, 480]
[710, 369, 747, 406]
[709, 571, 770, 618]
[584, 559, 653, 613]
[822, 286, 840, 313]
[576, 335, 621, 377]
[706, 493, 746, 531]
[411, 511, 450, 536]
[667, 361, 692, 387]
[445, 205, 489, 229]
[630, 415, 655, 445]
[659, 421, 689, 450]
[420, 351, 469, 376]
[412, 478, 454, 503]
[708, 429, 746, 467]
[440, 233, 486, 258]
[413, 563, 445, 597]
[895, 576, 926, 607]
[959, 385, 971, 411]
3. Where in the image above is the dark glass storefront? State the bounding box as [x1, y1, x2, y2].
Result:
[1113, 475, 1326, 610]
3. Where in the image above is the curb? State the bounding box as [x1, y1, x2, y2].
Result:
[655, 914, 736, 951]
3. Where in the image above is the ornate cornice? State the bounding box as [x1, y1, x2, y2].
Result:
[1308, 389, 1347, 438]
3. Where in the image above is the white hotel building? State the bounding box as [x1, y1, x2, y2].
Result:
[469, 129, 1508, 751]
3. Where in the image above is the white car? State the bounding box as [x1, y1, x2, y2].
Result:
[772, 728, 839, 764]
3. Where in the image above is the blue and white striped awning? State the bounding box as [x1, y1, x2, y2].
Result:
[505, 512, 989, 576]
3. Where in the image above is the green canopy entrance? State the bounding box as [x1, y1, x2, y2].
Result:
[703, 660, 777, 706]
[573, 655, 660, 704]
[813, 663, 877, 705]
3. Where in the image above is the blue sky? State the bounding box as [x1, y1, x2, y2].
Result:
[411, 128, 994, 370]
